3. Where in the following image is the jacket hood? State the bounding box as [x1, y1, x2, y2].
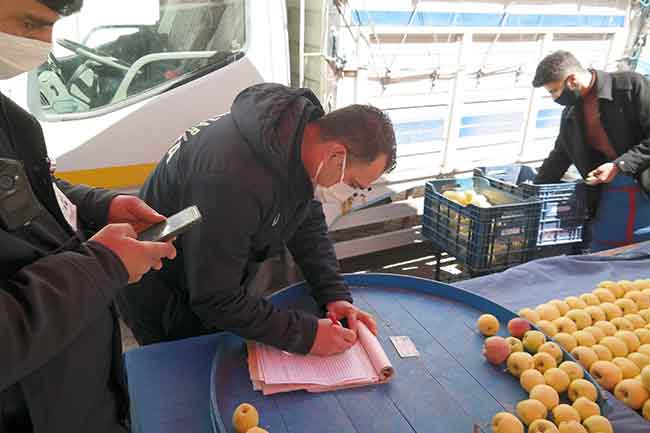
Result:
[230, 83, 324, 185]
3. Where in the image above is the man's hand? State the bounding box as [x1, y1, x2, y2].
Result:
[326, 300, 378, 336]
[108, 195, 165, 232]
[308, 318, 357, 356]
[91, 223, 176, 283]
[586, 162, 619, 185]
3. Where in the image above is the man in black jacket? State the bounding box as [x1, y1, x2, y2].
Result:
[118, 83, 396, 356]
[532, 50, 650, 250]
[0, 1, 177, 432]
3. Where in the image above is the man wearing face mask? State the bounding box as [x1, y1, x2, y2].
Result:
[118, 83, 396, 356]
[532, 50, 650, 251]
[0, 1, 178, 432]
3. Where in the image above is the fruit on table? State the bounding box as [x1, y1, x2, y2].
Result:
[491, 412, 524, 433]
[580, 294, 601, 306]
[599, 336, 629, 358]
[589, 360, 622, 391]
[537, 304, 562, 322]
[613, 378, 649, 410]
[628, 351, 650, 370]
[558, 420, 588, 433]
[640, 344, 650, 357]
[516, 399, 548, 426]
[565, 310, 592, 331]
[524, 331, 547, 353]
[572, 397, 600, 421]
[530, 384, 560, 410]
[508, 352, 534, 377]
[483, 336, 511, 364]
[590, 344, 613, 361]
[551, 404, 581, 425]
[533, 352, 557, 373]
[565, 297, 587, 310]
[536, 320, 559, 337]
[582, 325, 606, 343]
[554, 333, 578, 352]
[615, 330, 640, 352]
[615, 298, 638, 315]
[634, 328, 650, 344]
[559, 361, 584, 382]
[544, 367, 570, 393]
[592, 289, 616, 304]
[572, 331, 596, 347]
[568, 379, 598, 402]
[549, 299, 571, 315]
[582, 415, 613, 433]
[554, 317, 578, 335]
[528, 419, 559, 433]
[570, 347, 598, 370]
[611, 317, 634, 331]
[625, 290, 650, 309]
[625, 314, 646, 329]
[232, 403, 259, 433]
[593, 321, 617, 337]
[519, 308, 541, 324]
[521, 368, 546, 392]
[583, 307, 606, 326]
[506, 336, 524, 353]
[612, 356, 640, 379]
[477, 314, 499, 336]
[598, 302, 623, 321]
[539, 342, 563, 364]
[508, 318, 532, 338]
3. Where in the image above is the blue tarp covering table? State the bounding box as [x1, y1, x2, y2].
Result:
[125, 243, 650, 433]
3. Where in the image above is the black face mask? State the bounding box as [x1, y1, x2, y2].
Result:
[554, 79, 581, 107]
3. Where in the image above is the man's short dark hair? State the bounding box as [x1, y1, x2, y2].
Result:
[532, 50, 586, 88]
[39, 0, 83, 16]
[316, 105, 397, 172]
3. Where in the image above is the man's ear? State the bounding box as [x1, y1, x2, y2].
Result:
[566, 73, 579, 89]
[326, 142, 347, 164]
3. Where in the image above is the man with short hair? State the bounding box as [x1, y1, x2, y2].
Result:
[0, 1, 177, 432]
[119, 83, 396, 355]
[532, 50, 650, 251]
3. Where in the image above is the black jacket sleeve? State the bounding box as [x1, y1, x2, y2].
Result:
[614, 75, 650, 176]
[534, 136, 572, 184]
[180, 174, 318, 354]
[286, 200, 352, 307]
[0, 241, 128, 389]
[55, 179, 119, 231]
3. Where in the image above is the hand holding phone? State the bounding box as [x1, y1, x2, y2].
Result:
[137, 205, 202, 242]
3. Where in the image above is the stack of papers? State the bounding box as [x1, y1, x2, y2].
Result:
[247, 322, 394, 395]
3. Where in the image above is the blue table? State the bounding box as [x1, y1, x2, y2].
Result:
[125, 246, 650, 433]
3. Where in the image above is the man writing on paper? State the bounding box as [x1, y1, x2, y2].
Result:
[0, 1, 177, 432]
[118, 83, 396, 356]
[532, 50, 650, 251]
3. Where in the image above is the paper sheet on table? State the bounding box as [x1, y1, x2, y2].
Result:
[247, 322, 394, 395]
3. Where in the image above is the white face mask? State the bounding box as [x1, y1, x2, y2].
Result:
[0, 32, 52, 80]
[313, 152, 357, 226]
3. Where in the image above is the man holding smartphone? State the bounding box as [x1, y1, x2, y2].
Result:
[119, 83, 396, 356]
[0, 1, 177, 432]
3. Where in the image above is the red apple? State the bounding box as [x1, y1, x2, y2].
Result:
[509, 318, 532, 338]
[483, 336, 511, 364]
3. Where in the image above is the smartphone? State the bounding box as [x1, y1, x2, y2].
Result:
[137, 205, 202, 242]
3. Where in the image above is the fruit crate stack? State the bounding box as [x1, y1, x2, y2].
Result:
[474, 165, 586, 248]
[422, 177, 542, 275]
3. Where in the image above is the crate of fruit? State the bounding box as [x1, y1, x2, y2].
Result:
[474, 165, 586, 247]
[422, 177, 542, 274]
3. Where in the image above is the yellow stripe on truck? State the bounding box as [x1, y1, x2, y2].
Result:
[57, 163, 157, 189]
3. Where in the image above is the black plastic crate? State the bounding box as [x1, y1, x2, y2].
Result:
[475, 164, 586, 246]
[422, 177, 542, 274]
